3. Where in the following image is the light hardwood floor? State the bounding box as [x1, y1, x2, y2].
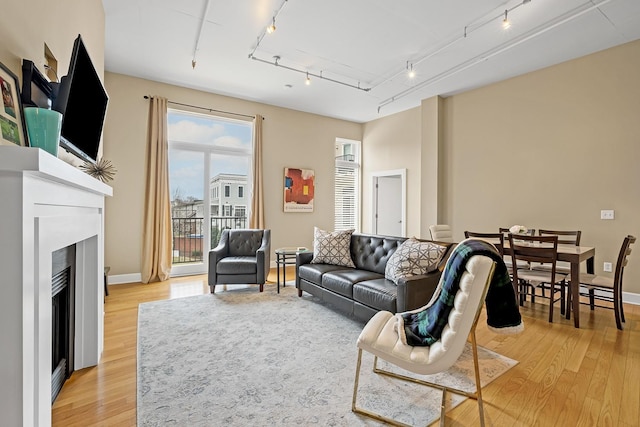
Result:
[52, 269, 640, 426]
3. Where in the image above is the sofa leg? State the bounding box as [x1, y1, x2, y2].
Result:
[259, 284, 264, 292]
[298, 289, 302, 297]
[210, 284, 216, 294]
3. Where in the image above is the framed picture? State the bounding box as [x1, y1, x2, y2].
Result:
[284, 167, 315, 212]
[0, 60, 28, 147]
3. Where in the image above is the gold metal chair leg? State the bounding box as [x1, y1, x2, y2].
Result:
[351, 348, 362, 412]
[352, 348, 412, 427]
[440, 388, 448, 427]
[470, 331, 486, 427]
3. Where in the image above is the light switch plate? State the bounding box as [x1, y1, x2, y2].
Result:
[604, 262, 613, 272]
[600, 210, 615, 220]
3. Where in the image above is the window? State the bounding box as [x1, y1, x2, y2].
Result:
[334, 138, 360, 231]
[224, 185, 230, 198]
[238, 186, 244, 198]
[235, 206, 246, 218]
[223, 205, 232, 216]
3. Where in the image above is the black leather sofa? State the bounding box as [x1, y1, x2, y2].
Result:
[296, 233, 455, 322]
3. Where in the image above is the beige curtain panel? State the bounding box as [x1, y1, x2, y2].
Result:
[250, 114, 265, 229]
[141, 96, 173, 283]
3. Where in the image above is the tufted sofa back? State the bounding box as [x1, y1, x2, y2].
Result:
[350, 233, 406, 275]
[227, 229, 265, 256]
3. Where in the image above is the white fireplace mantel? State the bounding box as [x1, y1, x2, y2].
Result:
[0, 146, 113, 426]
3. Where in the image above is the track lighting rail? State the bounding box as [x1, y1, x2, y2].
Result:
[248, 54, 370, 92]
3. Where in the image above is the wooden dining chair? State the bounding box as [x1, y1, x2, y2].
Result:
[578, 235, 635, 330]
[533, 230, 581, 298]
[464, 231, 504, 255]
[508, 233, 567, 322]
[499, 228, 533, 273]
[538, 229, 582, 245]
[535, 229, 581, 273]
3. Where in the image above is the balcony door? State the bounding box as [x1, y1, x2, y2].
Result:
[168, 109, 253, 277]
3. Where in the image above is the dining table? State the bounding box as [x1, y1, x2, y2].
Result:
[503, 241, 595, 328]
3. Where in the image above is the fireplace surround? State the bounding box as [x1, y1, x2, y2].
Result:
[0, 146, 112, 426]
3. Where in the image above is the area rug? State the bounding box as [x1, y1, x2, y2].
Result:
[137, 285, 517, 426]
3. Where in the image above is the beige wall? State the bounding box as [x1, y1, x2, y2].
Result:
[103, 73, 362, 276]
[362, 107, 422, 237]
[361, 39, 640, 294]
[440, 39, 640, 292]
[0, 0, 104, 162]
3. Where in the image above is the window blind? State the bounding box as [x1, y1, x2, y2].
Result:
[334, 164, 358, 231]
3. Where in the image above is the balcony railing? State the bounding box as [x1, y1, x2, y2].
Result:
[172, 216, 248, 264]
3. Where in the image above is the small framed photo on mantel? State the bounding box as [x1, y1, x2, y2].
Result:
[284, 167, 315, 212]
[0, 61, 28, 147]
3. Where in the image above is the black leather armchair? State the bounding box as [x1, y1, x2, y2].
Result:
[208, 229, 271, 293]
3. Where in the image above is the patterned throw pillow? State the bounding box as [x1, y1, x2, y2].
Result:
[310, 227, 355, 268]
[385, 238, 448, 284]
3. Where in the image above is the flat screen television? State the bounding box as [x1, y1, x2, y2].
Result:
[52, 34, 109, 164]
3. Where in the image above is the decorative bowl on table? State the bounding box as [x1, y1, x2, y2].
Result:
[509, 225, 528, 235]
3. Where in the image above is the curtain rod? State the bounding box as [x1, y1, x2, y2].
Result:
[143, 96, 262, 120]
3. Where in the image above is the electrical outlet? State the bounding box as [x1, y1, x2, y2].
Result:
[603, 262, 613, 272]
[600, 210, 615, 220]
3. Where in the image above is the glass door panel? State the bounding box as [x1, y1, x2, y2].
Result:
[169, 148, 207, 276]
[209, 154, 250, 249]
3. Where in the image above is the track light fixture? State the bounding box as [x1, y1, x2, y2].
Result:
[502, 10, 511, 29]
[249, 54, 371, 92]
[407, 62, 415, 78]
[305, 72, 311, 85]
[267, 18, 276, 34]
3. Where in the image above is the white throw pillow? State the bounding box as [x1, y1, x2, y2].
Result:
[310, 227, 355, 268]
[385, 238, 448, 284]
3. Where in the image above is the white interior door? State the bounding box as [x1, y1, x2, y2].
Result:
[372, 170, 406, 237]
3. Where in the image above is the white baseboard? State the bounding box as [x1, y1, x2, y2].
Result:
[624, 291, 640, 306]
[108, 272, 142, 285]
[589, 289, 640, 306]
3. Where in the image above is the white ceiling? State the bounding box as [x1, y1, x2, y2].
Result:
[102, 0, 640, 123]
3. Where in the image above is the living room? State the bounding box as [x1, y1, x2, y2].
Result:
[2, 0, 640, 425]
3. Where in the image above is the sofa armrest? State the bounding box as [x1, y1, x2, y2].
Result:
[295, 251, 314, 287]
[256, 229, 271, 284]
[297, 251, 313, 266]
[208, 231, 230, 286]
[395, 270, 442, 312]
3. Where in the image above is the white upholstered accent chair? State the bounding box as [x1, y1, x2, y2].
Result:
[352, 245, 496, 426]
[429, 224, 453, 242]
